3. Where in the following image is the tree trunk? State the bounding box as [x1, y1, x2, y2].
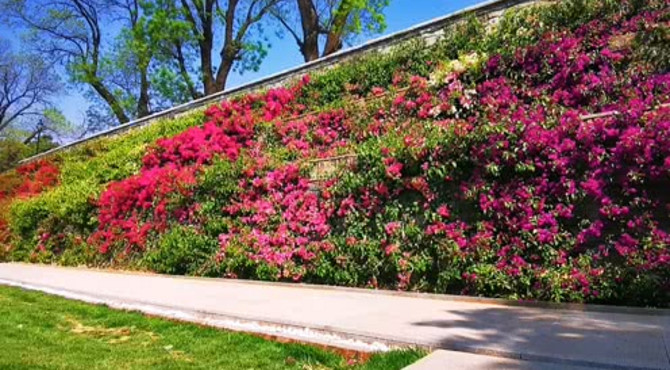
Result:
[201, 41, 216, 95]
[297, 0, 320, 62]
[322, 31, 343, 56]
[192, 0, 216, 95]
[22, 127, 42, 144]
[137, 69, 150, 117]
[0, 112, 7, 133]
[91, 80, 130, 124]
[322, 0, 353, 57]
[174, 41, 201, 99]
[215, 51, 235, 92]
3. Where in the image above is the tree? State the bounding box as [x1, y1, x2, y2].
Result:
[107, 0, 154, 118]
[0, 108, 73, 171]
[0, 0, 156, 124]
[273, 0, 389, 62]
[147, 0, 283, 96]
[0, 41, 59, 134]
[20, 108, 76, 144]
[143, 0, 203, 103]
[0, 40, 78, 169]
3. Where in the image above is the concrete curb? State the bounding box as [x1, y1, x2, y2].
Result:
[402, 350, 599, 370]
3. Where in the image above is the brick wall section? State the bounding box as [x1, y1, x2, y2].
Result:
[19, 0, 540, 165]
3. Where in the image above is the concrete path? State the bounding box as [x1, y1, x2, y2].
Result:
[0, 263, 668, 370]
[404, 349, 597, 370]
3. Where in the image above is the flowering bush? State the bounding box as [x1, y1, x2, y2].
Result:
[217, 163, 334, 281]
[89, 81, 308, 259]
[12, 159, 60, 198]
[316, 7, 670, 305]
[273, 109, 352, 158]
[0, 159, 60, 248]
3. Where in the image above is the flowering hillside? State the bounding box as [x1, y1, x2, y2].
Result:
[1, 0, 669, 307]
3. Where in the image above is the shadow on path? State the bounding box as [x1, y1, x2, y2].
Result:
[411, 306, 670, 369]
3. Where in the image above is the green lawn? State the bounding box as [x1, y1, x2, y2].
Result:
[0, 285, 424, 369]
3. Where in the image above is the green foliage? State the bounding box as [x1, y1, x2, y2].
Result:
[0, 138, 29, 172]
[0, 136, 57, 172]
[336, 0, 390, 36]
[633, 9, 670, 71]
[193, 157, 242, 237]
[42, 108, 75, 135]
[144, 225, 219, 275]
[304, 39, 431, 105]
[273, 0, 391, 61]
[435, 15, 489, 60]
[303, 0, 636, 108]
[150, 67, 196, 105]
[6, 111, 206, 260]
[60, 113, 204, 185]
[141, 158, 246, 276]
[3, 0, 667, 307]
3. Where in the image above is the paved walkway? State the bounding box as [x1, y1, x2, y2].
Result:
[0, 263, 668, 370]
[405, 349, 597, 370]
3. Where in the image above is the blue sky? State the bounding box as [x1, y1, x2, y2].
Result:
[1, 0, 481, 126]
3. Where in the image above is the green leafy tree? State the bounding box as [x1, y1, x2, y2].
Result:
[107, 0, 156, 118]
[1, 0, 161, 125]
[145, 0, 283, 96]
[273, 0, 390, 62]
[143, 0, 203, 104]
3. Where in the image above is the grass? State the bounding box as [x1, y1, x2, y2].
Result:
[0, 285, 424, 369]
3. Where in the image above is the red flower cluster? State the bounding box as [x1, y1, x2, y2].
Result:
[91, 82, 307, 256]
[90, 165, 198, 254]
[0, 159, 60, 244]
[14, 159, 60, 198]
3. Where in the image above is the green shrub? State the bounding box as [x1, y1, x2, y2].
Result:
[143, 225, 219, 276]
[5, 112, 207, 260]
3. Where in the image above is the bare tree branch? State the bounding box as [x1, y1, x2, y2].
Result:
[0, 49, 58, 133]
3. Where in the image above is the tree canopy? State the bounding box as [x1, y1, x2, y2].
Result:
[273, 0, 389, 62]
[0, 40, 59, 133]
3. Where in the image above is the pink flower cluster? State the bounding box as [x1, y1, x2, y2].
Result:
[219, 163, 333, 280]
[274, 109, 351, 157]
[143, 86, 304, 170]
